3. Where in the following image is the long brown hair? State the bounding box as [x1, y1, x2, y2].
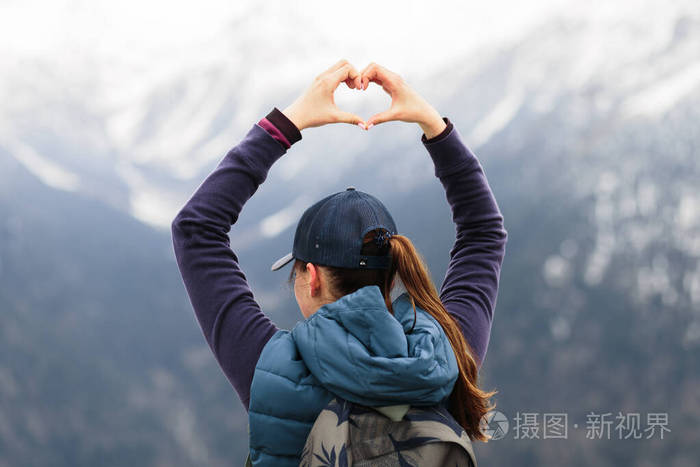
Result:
[288, 228, 496, 441]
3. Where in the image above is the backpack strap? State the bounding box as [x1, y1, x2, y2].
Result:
[374, 404, 411, 421]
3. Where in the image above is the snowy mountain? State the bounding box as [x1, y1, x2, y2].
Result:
[1, 2, 697, 232]
[1, 2, 699, 465]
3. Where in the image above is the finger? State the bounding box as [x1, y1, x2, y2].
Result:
[331, 63, 360, 88]
[344, 74, 362, 90]
[333, 110, 366, 126]
[365, 109, 395, 127]
[359, 62, 375, 90]
[359, 61, 375, 76]
[360, 62, 389, 88]
[362, 66, 390, 88]
[325, 58, 351, 75]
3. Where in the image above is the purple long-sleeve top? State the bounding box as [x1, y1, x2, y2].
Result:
[171, 107, 508, 411]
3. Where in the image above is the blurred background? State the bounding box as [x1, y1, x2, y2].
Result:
[1, 0, 699, 465]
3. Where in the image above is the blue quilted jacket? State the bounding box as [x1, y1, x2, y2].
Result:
[247, 284, 460, 466]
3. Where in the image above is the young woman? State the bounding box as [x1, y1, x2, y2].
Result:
[171, 59, 508, 466]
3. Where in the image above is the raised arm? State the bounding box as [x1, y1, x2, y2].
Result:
[171, 60, 369, 410]
[360, 62, 508, 368]
[422, 120, 508, 368]
[170, 109, 295, 410]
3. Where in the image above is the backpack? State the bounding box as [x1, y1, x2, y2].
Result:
[299, 396, 477, 467]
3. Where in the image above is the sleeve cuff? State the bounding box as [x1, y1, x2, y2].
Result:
[265, 107, 302, 147]
[422, 118, 478, 178]
[421, 117, 453, 144]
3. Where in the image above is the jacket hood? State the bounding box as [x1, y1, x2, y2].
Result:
[290, 285, 459, 407]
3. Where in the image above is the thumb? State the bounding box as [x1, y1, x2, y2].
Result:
[333, 109, 366, 126]
[365, 109, 395, 127]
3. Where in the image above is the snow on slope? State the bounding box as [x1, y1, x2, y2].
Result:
[0, 0, 698, 230]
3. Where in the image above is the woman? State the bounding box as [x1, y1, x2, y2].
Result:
[171, 59, 508, 466]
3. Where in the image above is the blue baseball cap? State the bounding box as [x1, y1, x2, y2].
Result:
[270, 186, 398, 271]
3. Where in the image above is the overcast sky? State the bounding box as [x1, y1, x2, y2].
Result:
[2, 0, 692, 121]
[3, 0, 672, 89]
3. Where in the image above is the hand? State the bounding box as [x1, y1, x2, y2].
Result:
[359, 62, 446, 138]
[282, 59, 367, 131]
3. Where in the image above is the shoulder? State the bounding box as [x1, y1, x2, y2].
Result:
[251, 329, 327, 402]
[254, 329, 305, 378]
[249, 329, 332, 424]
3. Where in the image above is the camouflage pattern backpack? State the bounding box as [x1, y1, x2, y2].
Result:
[299, 396, 477, 467]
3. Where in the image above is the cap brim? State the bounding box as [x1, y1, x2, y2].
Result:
[270, 252, 294, 271]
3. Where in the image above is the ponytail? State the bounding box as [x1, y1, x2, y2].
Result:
[297, 228, 496, 441]
[388, 234, 496, 441]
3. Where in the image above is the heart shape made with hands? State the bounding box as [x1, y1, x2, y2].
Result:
[287, 60, 433, 133]
[335, 81, 390, 131]
[333, 61, 405, 130]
